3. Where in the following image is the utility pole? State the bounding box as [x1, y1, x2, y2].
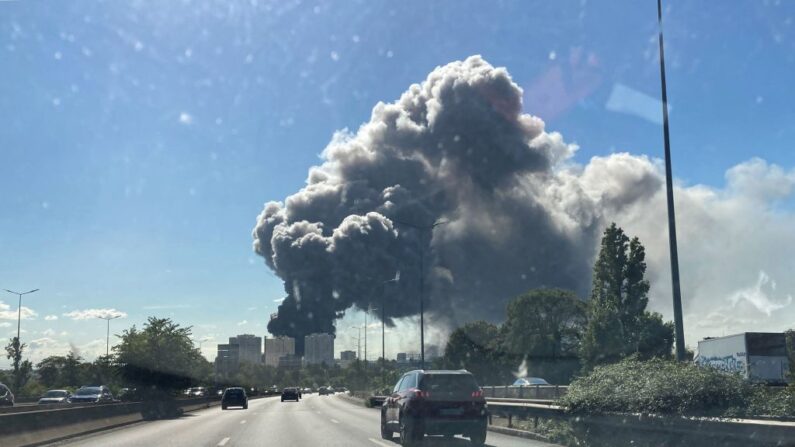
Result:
[98, 315, 121, 356]
[391, 219, 448, 369]
[657, 0, 686, 361]
[4, 289, 38, 347]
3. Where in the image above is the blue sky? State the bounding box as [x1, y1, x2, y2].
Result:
[2, 0, 795, 366]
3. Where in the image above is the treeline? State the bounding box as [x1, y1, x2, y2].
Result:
[435, 223, 675, 385]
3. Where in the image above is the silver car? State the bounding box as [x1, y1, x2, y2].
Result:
[38, 389, 71, 405]
[0, 383, 14, 407]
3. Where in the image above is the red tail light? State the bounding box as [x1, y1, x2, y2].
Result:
[409, 388, 430, 398]
[471, 390, 483, 398]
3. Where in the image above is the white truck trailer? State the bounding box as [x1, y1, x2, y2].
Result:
[695, 332, 789, 384]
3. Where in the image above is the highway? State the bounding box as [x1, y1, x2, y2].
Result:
[44, 394, 556, 447]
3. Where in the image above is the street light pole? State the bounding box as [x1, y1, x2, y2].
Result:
[98, 315, 120, 357]
[391, 219, 448, 369]
[4, 289, 39, 345]
[656, 0, 686, 361]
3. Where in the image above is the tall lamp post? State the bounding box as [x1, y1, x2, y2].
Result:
[656, 0, 686, 361]
[392, 219, 449, 369]
[98, 315, 121, 357]
[4, 289, 39, 345]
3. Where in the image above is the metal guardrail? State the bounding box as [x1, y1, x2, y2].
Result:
[483, 384, 568, 400]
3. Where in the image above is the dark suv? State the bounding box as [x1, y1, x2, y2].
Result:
[281, 387, 300, 402]
[221, 387, 248, 410]
[381, 370, 487, 446]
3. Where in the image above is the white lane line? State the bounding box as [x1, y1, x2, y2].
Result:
[368, 438, 392, 447]
[240, 420, 247, 424]
[330, 418, 340, 424]
[217, 437, 230, 446]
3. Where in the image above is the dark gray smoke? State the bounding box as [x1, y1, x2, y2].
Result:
[252, 56, 661, 352]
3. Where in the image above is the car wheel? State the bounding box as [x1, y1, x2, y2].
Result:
[221, 405, 227, 410]
[281, 398, 284, 402]
[469, 429, 486, 446]
[243, 404, 248, 409]
[380, 412, 392, 440]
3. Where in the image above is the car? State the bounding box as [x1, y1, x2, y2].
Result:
[281, 387, 300, 402]
[302, 387, 312, 395]
[68, 386, 114, 404]
[381, 370, 488, 446]
[0, 383, 14, 407]
[186, 387, 207, 397]
[318, 386, 331, 396]
[512, 377, 549, 386]
[221, 387, 248, 410]
[38, 389, 71, 405]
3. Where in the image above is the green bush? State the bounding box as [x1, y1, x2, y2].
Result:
[560, 357, 772, 417]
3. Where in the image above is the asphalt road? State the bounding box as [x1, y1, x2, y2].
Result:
[45, 394, 557, 447]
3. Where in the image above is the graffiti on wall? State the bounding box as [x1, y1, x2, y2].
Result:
[696, 355, 746, 374]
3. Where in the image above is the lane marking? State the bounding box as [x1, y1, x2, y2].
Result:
[217, 437, 230, 446]
[240, 420, 247, 424]
[330, 418, 340, 424]
[368, 438, 392, 447]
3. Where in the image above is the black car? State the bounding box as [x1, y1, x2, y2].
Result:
[281, 387, 300, 402]
[221, 387, 248, 410]
[0, 383, 14, 407]
[381, 370, 487, 446]
[318, 386, 332, 396]
[68, 386, 114, 404]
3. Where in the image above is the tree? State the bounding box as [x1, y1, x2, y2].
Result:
[36, 355, 67, 389]
[501, 288, 586, 383]
[439, 321, 512, 386]
[115, 317, 205, 417]
[580, 223, 674, 369]
[5, 337, 31, 391]
[62, 351, 84, 387]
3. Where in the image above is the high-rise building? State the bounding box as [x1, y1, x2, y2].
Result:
[230, 334, 262, 365]
[215, 343, 240, 376]
[304, 333, 334, 365]
[264, 336, 295, 367]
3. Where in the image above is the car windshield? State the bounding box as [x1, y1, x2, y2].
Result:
[75, 388, 101, 396]
[420, 374, 479, 393]
[43, 391, 68, 398]
[4, 1, 795, 446]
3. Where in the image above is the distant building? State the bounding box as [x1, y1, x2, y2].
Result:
[337, 350, 356, 368]
[215, 343, 240, 376]
[396, 352, 407, 363]
[277, 354, 303, 370]
[230, 334, 262, 365]
[264, 336, 295, 367]
[304, 333, 335, 365]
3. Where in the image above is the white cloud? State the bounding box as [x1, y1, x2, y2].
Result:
[237, 320, 248, 326]
[43, 328, 56, 337]
[44, 315, 58, 321]
[63, 308, 127, 320]
[0, 322, 10, 328]
[0, 301, 37, 320]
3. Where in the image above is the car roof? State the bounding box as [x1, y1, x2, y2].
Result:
[405, 369, 472, 375]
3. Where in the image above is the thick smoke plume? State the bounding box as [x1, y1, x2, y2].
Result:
[253, 56, 659, 353]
